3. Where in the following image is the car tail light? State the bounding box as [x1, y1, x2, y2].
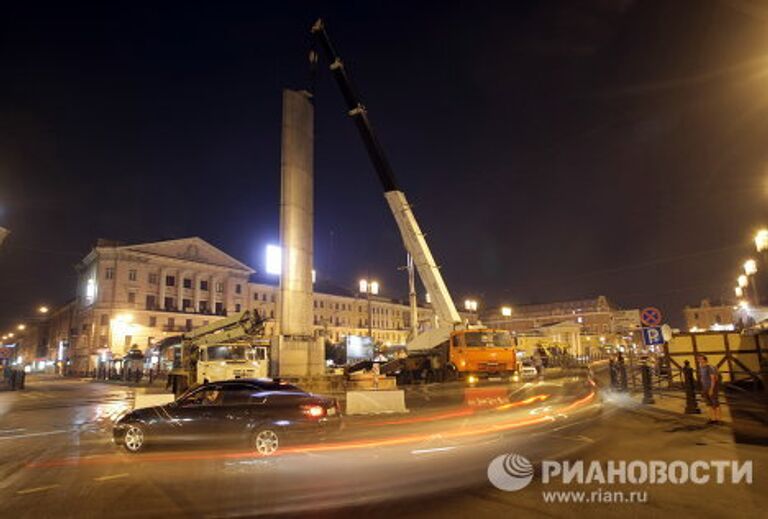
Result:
[301, 404, 326, 418]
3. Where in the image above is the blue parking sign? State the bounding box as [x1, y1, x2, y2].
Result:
[642, 326, 664, 346]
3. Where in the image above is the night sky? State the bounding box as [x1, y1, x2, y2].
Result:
[2, 0, 768, 330]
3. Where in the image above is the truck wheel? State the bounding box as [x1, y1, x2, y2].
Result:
[251, 428, 281, 456]
[123, 424, 146, 453]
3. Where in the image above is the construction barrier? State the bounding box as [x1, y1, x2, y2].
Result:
[345, 390, 407, 415]
[666, 331, 765, 386]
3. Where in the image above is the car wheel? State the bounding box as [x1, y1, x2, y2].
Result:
[123, 424, 146, 453]
[251, 428, 281, 456]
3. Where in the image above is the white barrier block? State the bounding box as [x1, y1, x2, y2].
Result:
[345, 390, 407, 415]
[134, 393, 175, 410]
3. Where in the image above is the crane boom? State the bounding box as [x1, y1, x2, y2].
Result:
[311, 19, 462, 336]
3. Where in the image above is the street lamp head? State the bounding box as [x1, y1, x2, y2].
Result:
[16, 324, 25, 331]
[358, 279, 368, 293]
[464, 299, 478, 312]
[738, 274, 749, 288]
[735, 286, 744, 298]
[744, 258, 758, 276]
[370, 281, 379, 295]
[501, 306, 512, 317]
[38, 306, 49, 314]
[756, 229, 768, 252]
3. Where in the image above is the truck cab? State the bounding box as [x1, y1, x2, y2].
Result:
[196, 343, 268, 384]
[449, 329, 516, 378]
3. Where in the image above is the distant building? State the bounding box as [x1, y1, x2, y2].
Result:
[683, 299, 735, 332]
[480, 296, 637, 355]
[19, 237, 468, 372]
[481, 296, 629, 335]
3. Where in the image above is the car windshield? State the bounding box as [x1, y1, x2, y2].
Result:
[464, 331, 513, 348]
[206, 345, 249, 360]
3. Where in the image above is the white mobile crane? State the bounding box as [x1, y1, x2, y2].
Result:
[166, 310, 269, 395]
[311, 20, 516, 382]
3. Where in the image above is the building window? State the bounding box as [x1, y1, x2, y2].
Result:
[216, 282, 223, 293]
[200, 280, 209, 291]
[235, 303, 241, 312]
[254, 292, 260, 301]
[320, 301, 324, 309]
[270, 310, 274, 319]
[262, 294, 267, 302]
[100, 314, 108, 326]
[199, 301, 208, 313]
[235, 284, 242, 294]
[167, 317, 175, 328]
[146, 295, 156, 310]
[183, 298, 192, 310]
[215, 302, 224, 314]
[183, 278, 192, 289]
[149, 316, 157, 327]
[165, 275, 176, 287]
[148, 272, 158, 284]
[270, 294, 276, 303]
[185, 319, 193, 331]
[164, 297, 175, 311]
[127, 292, 136, 304]
[128, 269, 137, 281]
[105, 267, 114, 280]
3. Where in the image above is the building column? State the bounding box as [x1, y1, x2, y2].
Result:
[177, 269, 185, 312]
[194, 272, 201, 312]
[210, 274, 217, 313]
[159, 267, 168, 309]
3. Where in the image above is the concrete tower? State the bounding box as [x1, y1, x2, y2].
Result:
[276, 89, 324, 377]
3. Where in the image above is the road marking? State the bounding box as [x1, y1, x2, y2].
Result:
[16, 484, 60, 495]
[94, 473, 129, 482]
[0, 428, 27, 435]
[0, 430, 67, 441]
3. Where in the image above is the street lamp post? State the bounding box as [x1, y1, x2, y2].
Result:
[744, 259, 760, 306]
[464, 299, 479, 323]
[359, 278, 379, 339]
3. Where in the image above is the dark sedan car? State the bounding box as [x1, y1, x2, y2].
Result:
[113, 379, 341, 455]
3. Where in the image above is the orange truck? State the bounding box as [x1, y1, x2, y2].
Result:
[383, 328, 517, 384]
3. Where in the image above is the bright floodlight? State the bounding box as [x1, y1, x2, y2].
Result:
[16, 324, 25, 331]
[501, 306, 512, 317]
[735, 286, 744, 298]
[738, 274, 749, 288]
[744, 259, 758, 276]
[265, 245, 282, 275]
[464, 299, 478, 312]
[359, 279, 379, 295]
[755, 229, 768, 252]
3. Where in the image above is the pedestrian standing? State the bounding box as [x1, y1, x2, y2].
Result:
[696, 355, 722, 424]
[532, 349, 543, 378]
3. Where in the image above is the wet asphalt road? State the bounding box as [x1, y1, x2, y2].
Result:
[0, 375, 765, 518]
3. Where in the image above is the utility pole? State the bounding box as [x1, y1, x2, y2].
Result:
[407, 254, 418, 340]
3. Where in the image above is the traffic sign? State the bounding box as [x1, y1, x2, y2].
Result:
[642, 326, 665, 346]
[640, 307, 662, 326]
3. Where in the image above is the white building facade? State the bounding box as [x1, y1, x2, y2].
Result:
[63, 237, 448, 372]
